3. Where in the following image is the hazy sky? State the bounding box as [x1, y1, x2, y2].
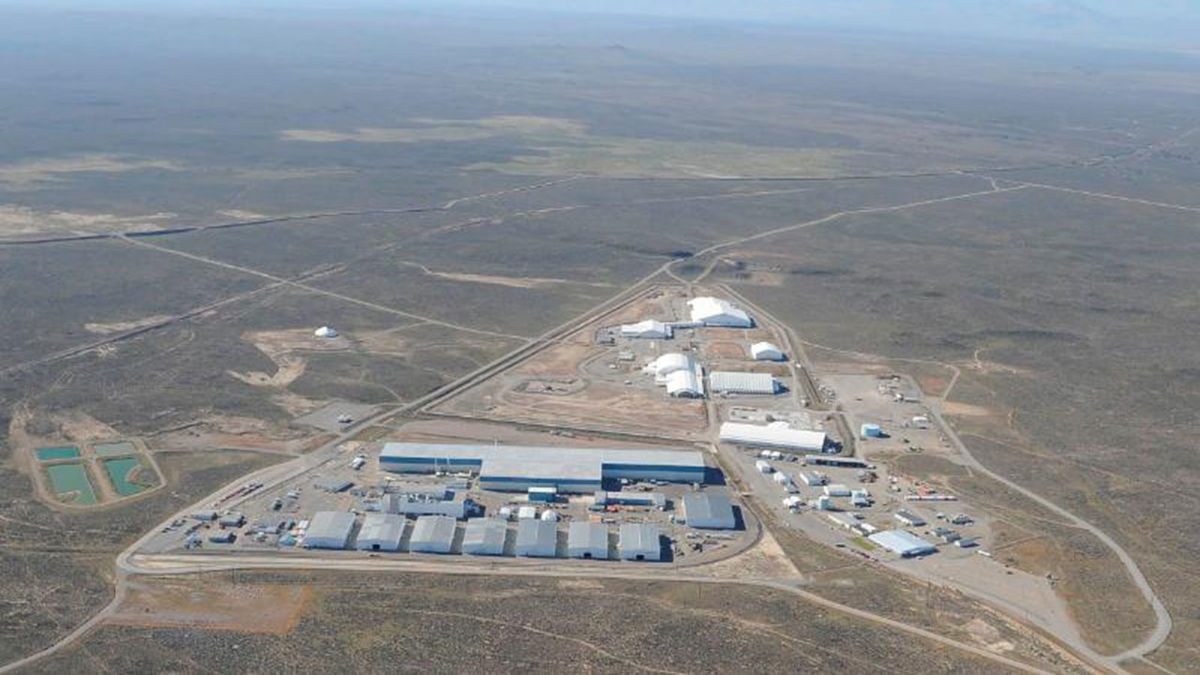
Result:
[2, 0, 1197, 49]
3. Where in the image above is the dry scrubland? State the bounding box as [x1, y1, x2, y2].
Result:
[29, 572, 1027, 674]
[1, 4, 1199, 672]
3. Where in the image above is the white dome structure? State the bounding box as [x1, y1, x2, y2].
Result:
[314, 326, 338, 338]
[643, 353, 694, 382]
[688, 297, 752, 328]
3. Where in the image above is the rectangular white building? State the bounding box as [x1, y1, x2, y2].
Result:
[719, 422, 827, 452]
[515, 519, 558, 557]
[682, 492, 737, 529]
[567, 521, 609, 559]
[709, 372, 779, 395]
[869, 530, 937, 557]
[620, 319, 672, 339]
[619, 523, 662, 561]
[461, 518, 507, 556]
[355, 513, 404, 552]
[303, 511, 355, 549]
[409, 515, 456, 554]
[750, 342, 785, 361]
[688, 297, 752, 327]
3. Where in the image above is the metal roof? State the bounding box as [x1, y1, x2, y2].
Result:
[682, 492, 736, 528]
[515, 519, 558, 557]
[305, 511, 355, 548]
[688, 297, 752, 326]
[356, 513, 404, 549]
[381, 443, 705, 472]
[462, 518, 507, 555]
[567, 521, 609, 558]
[619, 523, 662, 559]
[750, 342, 784, 360]
[868, 530, 937, 557]
[409, 515, 456, 552]
[719, 422, 826, 451]
[709, 371, 778, 394]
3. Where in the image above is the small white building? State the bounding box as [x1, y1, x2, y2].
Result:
[750, 342, 785, 361]
[567, 521, 609, 559]
[409, 515, 456, 554]
[665, 369, 704, 398]
[869, 530, 937, 557]
[644, 353, 695, 383]
[517, 505, 538, 520]
[461, 518, 507, 556]
[355, 513, 404, 552]
[314, 326, 338, 338]
[709, 372, 779, 395]
[688, 297, 752, 327]
[824, 484, 851, 497]
[303, 511, 355, 549]
[620, 319, 672, 339]
[515, 519, 558, 557]
[619, 523, 662, 561]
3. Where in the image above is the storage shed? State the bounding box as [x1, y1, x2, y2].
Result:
[709, 372, 779, 395]
[461, 518, 507, 556]
[620, 319, 672, 339]
[682, 492, 737, 529]
[567, 521, 609, 559]
[409, 515, 456, 554]
[868, 530, 937, 557]
[688, 297, 752, 327]
[356, 513, 404, 552]
[515, 519, 558, 557]
[619, 523, 662, 561]
[750, 342, 785, 361]
[303, 511, 355, 549]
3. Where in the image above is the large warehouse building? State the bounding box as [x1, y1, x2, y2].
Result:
[719, 422, 828, 452]
[688, 297, 752, 327]
[380, 443, 707, 493]
[567, 521, 610, 559]
[682, 492, 737, 529]
[356, 513, 405, 552]
[620, 319, 672, 339]
[868, 530, 937, 557]
[303, 511, 355, 550]
[709, 371, 780, 395]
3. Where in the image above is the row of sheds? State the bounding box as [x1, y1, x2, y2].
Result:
[305, 511, 663, 560]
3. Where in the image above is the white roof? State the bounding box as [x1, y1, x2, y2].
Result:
[665, 369, 703, 396]
[619, 523, 661, 558]
[515, 519, 558, 557]
[621, 319, 671, 338]
[356, 513, 404, 547]
[644, 352, 694, 377]
[567, 521, 609, 557]
[305, 511, 355, 548]
[409, 515, 456, 551]
[709, 372, 778, 394]
[462, 518, 507, 555]
[750, 342, 784, 360]
[314, 326, 338, 338]
[688, 297, 751, 327]
[719, 422, 826, 451]
[868, 530, 937, 556]
[517, 505, 538, 519]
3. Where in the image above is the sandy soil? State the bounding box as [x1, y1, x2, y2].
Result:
[107, 579, 313, 634]
[695, 529, 801, 580]
[83, 315, 175, 335]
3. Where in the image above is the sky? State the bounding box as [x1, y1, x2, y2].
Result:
[1, 0, 1197, 50]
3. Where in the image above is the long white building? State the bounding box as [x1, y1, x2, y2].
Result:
[356, 513, 404, 552]
[380, 443, 707, 494]
[620, 319, 672, 339]
[567, 521, 609, 559]
[719, 421, 828, 452]
[709, 371, 779, 395]
[688, 297, 752, 327]
[303, 511, 355, 549]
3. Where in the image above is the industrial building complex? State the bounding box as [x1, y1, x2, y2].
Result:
[379, 443, 707, 493]
[719, 422, 828, 453]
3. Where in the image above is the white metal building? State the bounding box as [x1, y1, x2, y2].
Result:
[682, 492, 737, 529]
[619, 523, 662, 561]
[868, 530, 937, 557]
[303, 511, 355, 549]
[620, 319, 672, 339]
[709, 371, 779, 395]
[688, 297, 752, 327]
[515, 519, 558, 557]
[355, 513, 404, 551]
[567, 521, 609, 559]
[719, 421, 827, 452]
[409, 515, 457, 554]
[665, 369, 704, 398]
[380, 443, 707, 493]
[461, 518, 507, 556]
[644, 353, 695, 382]
[750, 342, 785, 361]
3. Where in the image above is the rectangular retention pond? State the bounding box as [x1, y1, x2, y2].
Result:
[36, 446, 81, 462]
[93, 441, 137, 458]
[103, 457, 155, 496]
[45, 463, 97, 504]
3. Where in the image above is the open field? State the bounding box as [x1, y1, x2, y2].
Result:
[28, 572, 1039, 674]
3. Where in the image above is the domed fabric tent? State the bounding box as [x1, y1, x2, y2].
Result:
[314, 326, 338, 338]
